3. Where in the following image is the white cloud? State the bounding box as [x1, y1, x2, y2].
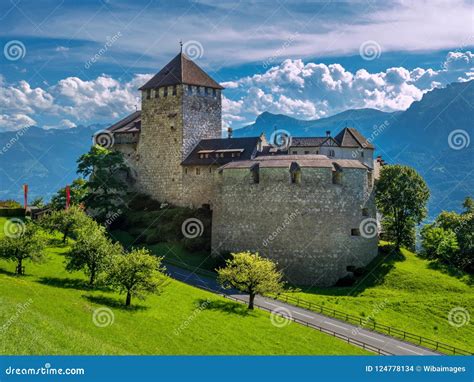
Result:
[222, 51, 474, 127]
[43, 119, 77, 130]
[0, 114, 36, 131]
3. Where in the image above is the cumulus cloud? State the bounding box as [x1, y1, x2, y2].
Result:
[222, 51, 474, 127]
[0, 52, 472, 131]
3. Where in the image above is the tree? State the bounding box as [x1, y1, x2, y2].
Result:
[50, 178, 88, 210]
[66, 218, 120, 286]
[77, 145, 128, 222]
[217, 252, 285, 309]
[420, 225, 459, 262]
[106, 248, 167, 307]
[428, 196, 474, 272]
[0, 219, 46, 275]
[31, 197, 45, 208]
[375, 165, 430, 251]
[41, 205, 89, 243]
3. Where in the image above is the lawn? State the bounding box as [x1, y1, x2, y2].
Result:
[282, 242, 474, 353]
[0, 217, 368, 355]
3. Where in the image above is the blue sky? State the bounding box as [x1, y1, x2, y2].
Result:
[0, 0, 473, 131]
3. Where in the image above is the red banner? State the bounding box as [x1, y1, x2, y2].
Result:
[65, 185, 71, 210]
[23, 184, 28, 209]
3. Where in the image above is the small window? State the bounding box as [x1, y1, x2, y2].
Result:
[187, 85, 193, 95]
[205, 154, 209, 158]
[328, 149, 335, 157]
[172, 85, 177, 96]
[292, 151, 297, 155]
[196, 168, 201, 175]
[231, 152, 235, 157]
[332, 163, 342, 185]
[184, 168, 188, 174]
[304, 151, 310, 155]
[170, 125, 175, 130]
[163, 87, 168, 97]
[362, 208, 369, 217]
[146, 89, 151, 99]
[199, 154, 204, 159]
[368, 171, 373, 187]
[351, 229, 360, 236]
[204, 87, 209, 96]
[209, 167, 212, 173]
[155, 88, 160, 98]
[360, 151, 364, 158]
[212, 89, 216, 97]
[196, 86, 201, 95]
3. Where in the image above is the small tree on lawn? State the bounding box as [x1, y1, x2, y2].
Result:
[66, 218, 120, 286]
[106, 248, 167, 307]
[0, 219, 46, 275]
[41, 205, 89, 243]
[217, 252, 285, 310]
[375, 165, 430, 251]
[50, 178, 88, 210]
[420, 225, 460, 263]
[77, 145, 128, 222]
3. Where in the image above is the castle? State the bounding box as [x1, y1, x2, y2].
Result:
[106, 52, 379, 286]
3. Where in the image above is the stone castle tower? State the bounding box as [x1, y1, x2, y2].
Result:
[135, 52, 223, 205]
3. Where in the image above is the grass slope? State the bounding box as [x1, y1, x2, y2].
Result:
[284, 243, 473, 352]
[0, 218, 367, 355]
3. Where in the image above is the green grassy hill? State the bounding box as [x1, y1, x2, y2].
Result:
[0, 218, 367, 355]
[284, 242, 473, 352]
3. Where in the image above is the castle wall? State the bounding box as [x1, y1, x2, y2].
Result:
[212, 165, 378, 286]
[182, 165, 219, 208]
[289, 146, 375, 169]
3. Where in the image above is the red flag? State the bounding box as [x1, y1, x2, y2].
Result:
[23, 184, 28, 209]
[65, 185, 71, 210]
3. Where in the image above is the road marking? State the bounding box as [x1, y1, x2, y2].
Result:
[293, 311, 314, 319]
[323, 321, 349, 331]
[397, 346, 422, 355]
[357, 332, 385, 342]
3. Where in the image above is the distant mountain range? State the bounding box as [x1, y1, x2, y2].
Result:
[0, 81, 472, 217]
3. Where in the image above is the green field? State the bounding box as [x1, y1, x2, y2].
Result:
[283, 243, 473, 352]
[0, 217, 368, 355]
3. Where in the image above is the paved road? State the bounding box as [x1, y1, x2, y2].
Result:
[166, 264, 439, 356]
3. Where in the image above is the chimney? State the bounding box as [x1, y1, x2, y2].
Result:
[326, 130, 331, 137]
[227, 127, 233, 139]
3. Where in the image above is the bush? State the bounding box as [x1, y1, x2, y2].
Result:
[0, 200, 22, 208]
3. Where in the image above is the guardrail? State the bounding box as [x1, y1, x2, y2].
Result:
[275, 294, 472, 356]
[192, 283, 393, 355]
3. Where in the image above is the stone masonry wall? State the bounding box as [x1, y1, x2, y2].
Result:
[182, 165, 219, 208]
[135, 85, 221, 206]
[212, 166, 378, 286]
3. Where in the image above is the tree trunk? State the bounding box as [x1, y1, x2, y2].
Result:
[89, 269, 95, 287]
[248, 293, 255, 310]
[125, 291, 131, 307]
[16, 258, 23, 275]
[62, 228, 68, 243]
